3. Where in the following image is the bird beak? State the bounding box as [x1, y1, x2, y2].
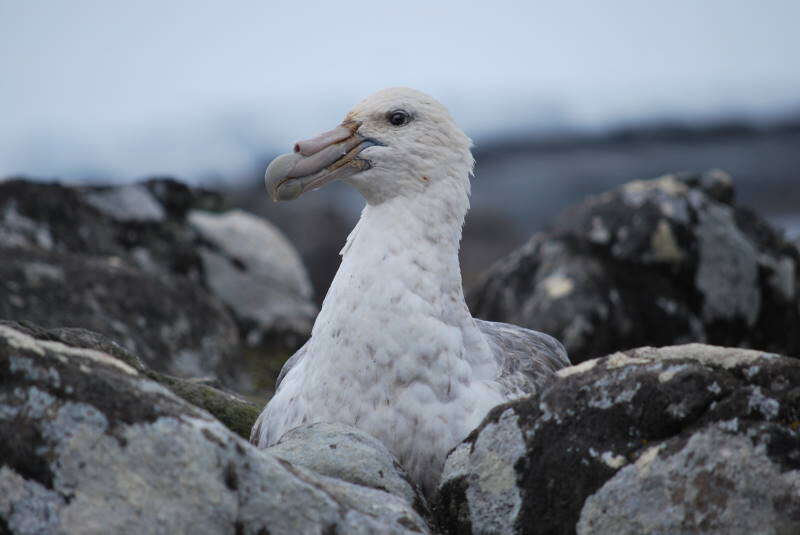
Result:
[264, 121, 379, 201]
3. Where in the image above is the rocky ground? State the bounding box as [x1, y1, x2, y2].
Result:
[1, 172, 799, 534]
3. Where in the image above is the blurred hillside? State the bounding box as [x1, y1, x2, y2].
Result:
[230, 117, 800, 301]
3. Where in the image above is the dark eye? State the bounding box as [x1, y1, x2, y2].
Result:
[387, 110, 411, 127]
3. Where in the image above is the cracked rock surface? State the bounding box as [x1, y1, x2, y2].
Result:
[434, 344, 800, 535]
[0, 323, 429, 535]
[469, 171, 800, 362]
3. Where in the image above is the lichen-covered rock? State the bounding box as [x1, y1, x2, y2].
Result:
[0, 319, 260, 441]
[144, 371, 260, 440]
[268, 423, 427, 516]
[0, 178, 316, 395]
[469, 171, 800, 362]
[0, 323, 429, 534]
[434, 344, 800, 535]
[577, 427, 800, 535]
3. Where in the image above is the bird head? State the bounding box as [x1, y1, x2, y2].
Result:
[265, 88, 474, 205]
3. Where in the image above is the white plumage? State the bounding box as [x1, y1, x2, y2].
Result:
[253, 88, 569, 497]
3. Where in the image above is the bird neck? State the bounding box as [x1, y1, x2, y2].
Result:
[314, 176, 476, 339]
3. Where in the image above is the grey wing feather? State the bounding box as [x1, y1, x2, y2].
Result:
[250, 342, 308, 445]
[275, 341, 308, 388]
[475, 318, 570, 396]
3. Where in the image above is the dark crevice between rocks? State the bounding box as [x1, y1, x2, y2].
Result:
[753, 265, 800, 357]
[433, 475, 473, 535]
[411, 491, 433, 528]
[153, 373, 259, 440]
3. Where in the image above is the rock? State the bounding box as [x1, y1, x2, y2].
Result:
[0, 245, 240, 382]
[577, 427, 800, 535]
[268, 423, 427, 516]
[189, 209, 317, 347]
[142, 177, 227, 219]
[83, 183, 166, 222]
[1, 320, 260, 439]
[434, 344, 800, 535]
[231, 183, 354, 304]
[0, 179, 201, 275]
[145, 372, 260, 440]
[0, 320, 146, 370]
[0, 323, 430, 534]
[0, 178, 317, 395]
[469, 171, 800, 362]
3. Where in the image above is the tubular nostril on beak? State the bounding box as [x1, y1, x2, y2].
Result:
[295, 124, 355, 157]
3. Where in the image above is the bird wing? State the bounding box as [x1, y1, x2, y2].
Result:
[275, 341, 308, 388]
[475, 318, 570, 397]
[249, 341, 309, 446]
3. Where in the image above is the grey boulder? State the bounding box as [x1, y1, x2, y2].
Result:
[188, 209, 317, 347]
[0, 323, 429, 535]
[0, 245, 240, 381]
[434, 344, 800, 535]
[577, 426, 800, 535]
[469, 171, 800, 362]
[0, 320, 261, 440]
[268, 422, 428, 517]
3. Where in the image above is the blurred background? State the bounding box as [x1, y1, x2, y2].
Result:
[2, 0, 799, 300]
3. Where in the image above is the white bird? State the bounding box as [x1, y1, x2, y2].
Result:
[252, 88, 569, 497]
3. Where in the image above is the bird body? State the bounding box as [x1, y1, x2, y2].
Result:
[253, 88, 569, 496]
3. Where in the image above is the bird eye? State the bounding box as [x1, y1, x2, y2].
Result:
[387, 110, 411, 127]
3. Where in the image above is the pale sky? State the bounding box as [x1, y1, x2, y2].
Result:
[1, 0, 798, 181]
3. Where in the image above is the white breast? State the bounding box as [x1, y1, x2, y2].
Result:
[254, 190, 506, 497]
